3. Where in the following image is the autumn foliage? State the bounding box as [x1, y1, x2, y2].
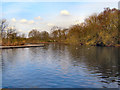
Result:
[0, 8, 120, 46]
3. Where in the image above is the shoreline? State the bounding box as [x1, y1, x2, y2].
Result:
[0, 42, 120, 49]
[0, 44, 45, 49]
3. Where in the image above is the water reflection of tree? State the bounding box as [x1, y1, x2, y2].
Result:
[50, 44, 73, 74]
[0, 49, 2, 88]
[2, 49, 18, 68]
[118, 47, 120, 86]
[67, 45, 119, 87]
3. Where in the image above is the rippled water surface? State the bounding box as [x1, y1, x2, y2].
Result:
[1, 44, 120, 88]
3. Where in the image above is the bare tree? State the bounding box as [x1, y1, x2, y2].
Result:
[0, 19, 8, 45]
[0, 19, 8, 37]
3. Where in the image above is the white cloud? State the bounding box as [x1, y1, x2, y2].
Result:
[6, 1, 118, 36]
[74, 16, 86, 24]
[5, 26, 16, 31]
[74, 20, 81, 25]
[20, 19, 27, 23]
[60, 10, 70, 16]
[34, 16, 42, 20]
[11, 18, 16, 22]
[47, 23, 54, 27]
[18, 29, 28, 33]
[28, 20, 34, 24]
[19, 19, 34, 24]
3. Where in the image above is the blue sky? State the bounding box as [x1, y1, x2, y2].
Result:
[2, 2, 90, 19]
[1, 1, 118, 35]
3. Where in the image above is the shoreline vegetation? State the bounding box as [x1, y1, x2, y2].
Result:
[0, 8, 120, 47]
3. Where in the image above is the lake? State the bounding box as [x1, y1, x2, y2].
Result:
[1, 44, 120, 88]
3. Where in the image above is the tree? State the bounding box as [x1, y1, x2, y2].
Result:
[41, 31, 49, 41]
[0, 19, 8, 36]
[0, 19, 8, 45]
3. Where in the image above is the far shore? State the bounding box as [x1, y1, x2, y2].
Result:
[0, 43, 45, 49]
[0, 42, 120, 49]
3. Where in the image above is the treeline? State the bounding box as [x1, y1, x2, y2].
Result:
[28, 30, 49, 43]
[0, 20, 26, 46]
[50, 8, 120, 46]
[0, 8, 120, 46]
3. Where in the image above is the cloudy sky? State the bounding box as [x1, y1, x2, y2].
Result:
[1, 1, 118, 35]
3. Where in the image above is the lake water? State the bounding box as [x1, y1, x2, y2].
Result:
[1, 44, 120, 88]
